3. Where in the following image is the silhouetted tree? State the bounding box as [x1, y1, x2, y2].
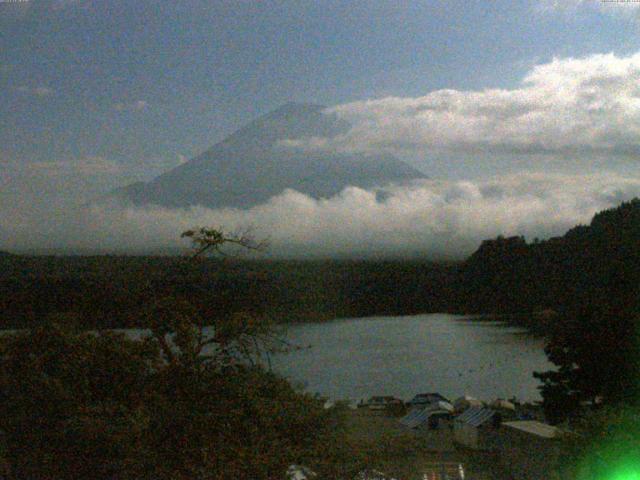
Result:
[534, 305, 640, 424]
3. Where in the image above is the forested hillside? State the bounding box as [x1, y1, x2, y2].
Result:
[457, 198, 640, 317]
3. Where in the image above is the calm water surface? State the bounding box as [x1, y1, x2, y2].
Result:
[269, 314, 552, 403]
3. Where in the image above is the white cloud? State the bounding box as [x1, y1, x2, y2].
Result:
[287, 52, 640, 157]
[3, 172, 639, 257]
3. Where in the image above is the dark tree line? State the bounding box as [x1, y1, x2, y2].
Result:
[457, 199, 640, 317]
[0, 256, 457, 330]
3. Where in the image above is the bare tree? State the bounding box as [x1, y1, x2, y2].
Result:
[181, 227, 268, 259]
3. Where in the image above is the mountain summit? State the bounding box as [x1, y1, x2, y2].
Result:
[113, 103, 427, 209]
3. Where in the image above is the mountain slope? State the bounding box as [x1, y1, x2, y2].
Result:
[113, 103, 427, 209]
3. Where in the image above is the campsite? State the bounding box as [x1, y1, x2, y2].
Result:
[331, 391, 565, 480]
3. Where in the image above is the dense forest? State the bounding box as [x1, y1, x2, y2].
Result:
[2, 199, 640, 331]
[0, 256, 456, 329]
[458, 198, 640, 319]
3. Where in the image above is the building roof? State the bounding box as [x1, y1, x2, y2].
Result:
[399, 407, 451, 429]
[429, 400, 454, 413]
[400, 408, 430, 428]
[502, 421, 561, 439]
[454, 396, 484, 410]
[409, 392, 450, 405]
[455, 407, 496, 427]
[369, 396, 401, 403]
[454, 395, 481, 403]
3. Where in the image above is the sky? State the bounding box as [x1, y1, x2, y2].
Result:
[2, 0, 640, 256]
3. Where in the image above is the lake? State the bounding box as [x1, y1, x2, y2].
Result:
[269, 314, 552, 403]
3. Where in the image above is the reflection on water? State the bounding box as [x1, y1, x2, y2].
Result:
[269, 314, 552, 402]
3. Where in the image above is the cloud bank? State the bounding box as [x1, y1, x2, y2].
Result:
[286, 52, 640, 157]
[2, 173, 639, 258]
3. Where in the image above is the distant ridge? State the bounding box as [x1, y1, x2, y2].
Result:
[111, 103, 427, 209]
